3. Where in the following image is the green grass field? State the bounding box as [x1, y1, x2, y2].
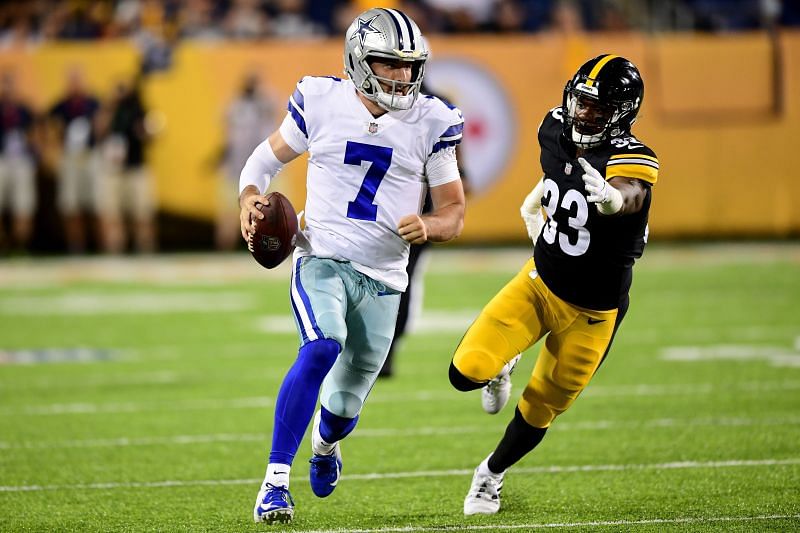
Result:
[1, 244, 799, 532]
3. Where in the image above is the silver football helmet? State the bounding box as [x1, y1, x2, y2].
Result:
[344, 8, 428, 112]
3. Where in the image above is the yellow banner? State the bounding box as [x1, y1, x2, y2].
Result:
[3, 32, 800, 240]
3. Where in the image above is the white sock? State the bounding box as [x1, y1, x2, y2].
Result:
[264, 463, 290, 488]
[313, 422, 335, 456]
[478, 454, 503, 476]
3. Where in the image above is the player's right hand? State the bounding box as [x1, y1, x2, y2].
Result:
[397, 214, 428, 244]
[239, 188, 269, 241]
[578, 158, 623, 215]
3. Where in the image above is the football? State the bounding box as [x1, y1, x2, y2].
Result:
[248, 192, 298, 269]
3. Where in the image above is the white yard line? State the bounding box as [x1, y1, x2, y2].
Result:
[0, 396, 276, 415]
[0, 292, 256, 315]
[1, 244, 797, 288]
[0, 371, 179, 390]
[258, 310, 480, 334]
[2, 415, 799, 450]
[0, 458, 797, 493]
[302, 514, 800, 533]
[4, 380, 799, 416]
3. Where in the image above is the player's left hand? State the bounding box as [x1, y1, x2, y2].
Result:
[398, 214, 428, 244]
[578, 157, 623, 215]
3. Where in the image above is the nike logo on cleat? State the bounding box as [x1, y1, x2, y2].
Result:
[587, 317, 606, 324]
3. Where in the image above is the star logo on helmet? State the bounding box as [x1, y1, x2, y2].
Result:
[353, 15, 381, 48]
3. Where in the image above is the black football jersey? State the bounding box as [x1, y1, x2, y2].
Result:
[533, 107, 659, 310]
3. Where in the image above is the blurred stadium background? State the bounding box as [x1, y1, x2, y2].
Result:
[1, 1, 799, 531]
[0, 0, 798, 251]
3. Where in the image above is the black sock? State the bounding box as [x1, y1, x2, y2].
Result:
[487, 407, 548, 473]
[449, 361, 485, 391]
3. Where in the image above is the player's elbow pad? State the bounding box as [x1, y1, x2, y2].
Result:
[238, 138, 284, 194]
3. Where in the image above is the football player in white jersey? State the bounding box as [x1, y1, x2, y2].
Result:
[239, 8, 465, 525]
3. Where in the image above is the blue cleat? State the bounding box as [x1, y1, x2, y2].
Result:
[309, 410, 343, 498]
[253, 483, 294, 524]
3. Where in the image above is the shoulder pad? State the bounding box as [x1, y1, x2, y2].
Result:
[296, 75, 344, 96]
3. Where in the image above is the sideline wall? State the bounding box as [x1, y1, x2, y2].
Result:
[2, 31, 798, 242]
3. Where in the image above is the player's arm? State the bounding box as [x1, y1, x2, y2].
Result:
[606, 176, 648, 214]
[398, 179, 465, 244]
[520, 178, 545, 242]
[399, 139, 465, 244]
[578, 157, 648, 215]
[239, 130, 300, 240]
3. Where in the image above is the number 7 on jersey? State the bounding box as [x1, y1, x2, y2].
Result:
[345, 141, 393, 222]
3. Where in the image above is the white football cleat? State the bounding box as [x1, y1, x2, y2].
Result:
[464, 461, 505, 516]
[481, 354, 521, 414]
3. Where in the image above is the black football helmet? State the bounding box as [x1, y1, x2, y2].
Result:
[562, 54, 644, 148]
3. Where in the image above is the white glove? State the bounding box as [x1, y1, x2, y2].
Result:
[520, 179, 545, 242]
[578, 157, 623, 215]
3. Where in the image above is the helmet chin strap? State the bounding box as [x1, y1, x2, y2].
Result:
[375, 90, 415, 111]
[571, 125, 604, 148]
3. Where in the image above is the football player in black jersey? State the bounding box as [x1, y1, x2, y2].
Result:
[449, 54, 659, 516]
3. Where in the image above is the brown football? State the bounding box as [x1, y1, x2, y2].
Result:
[248, 192, 298, 269]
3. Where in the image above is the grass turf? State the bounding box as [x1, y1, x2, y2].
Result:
[0, 244, 798, 532]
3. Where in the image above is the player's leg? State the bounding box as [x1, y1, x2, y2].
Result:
[311, 265, 401, 496]
[58, 152, 86, 253]
[0, 158, 9, 248]
[93, 153, 125, 254]
[254, 257, 347, 523]
[450, 258, 546, 393]
[455, 259, 548, 515]
[467, 292, 623, 516]
[380, 241, 430, 377]
[517, 298, 620, 430]
[126, 166, 156, 253]
[10, 156, 36, 250]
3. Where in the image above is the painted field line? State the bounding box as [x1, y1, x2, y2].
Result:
[2, 244, 798, 288]
[0, 291, 255, 315]
[0, 371, 179, 390]
[3, 415, 800, 450]
[257, 310, 479, 334]
[303, 514, 800, 533]
[1, 458, 798, 493]
[4, 379, 800, 416]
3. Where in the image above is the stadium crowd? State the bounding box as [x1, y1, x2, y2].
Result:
[0, 0, 798, 46]
[0, 0, 798, 255]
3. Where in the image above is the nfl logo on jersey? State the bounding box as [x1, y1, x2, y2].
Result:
[367, 122, 379, 135]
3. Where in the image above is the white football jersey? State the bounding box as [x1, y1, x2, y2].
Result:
[279, 76, 463, 291]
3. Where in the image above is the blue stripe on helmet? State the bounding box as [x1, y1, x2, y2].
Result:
[395, 9, 415, 49]
[380, 8, 404, 50]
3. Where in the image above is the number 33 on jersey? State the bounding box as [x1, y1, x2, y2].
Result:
[533, 107, 659, 311]
[277, 75, 463, 292]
